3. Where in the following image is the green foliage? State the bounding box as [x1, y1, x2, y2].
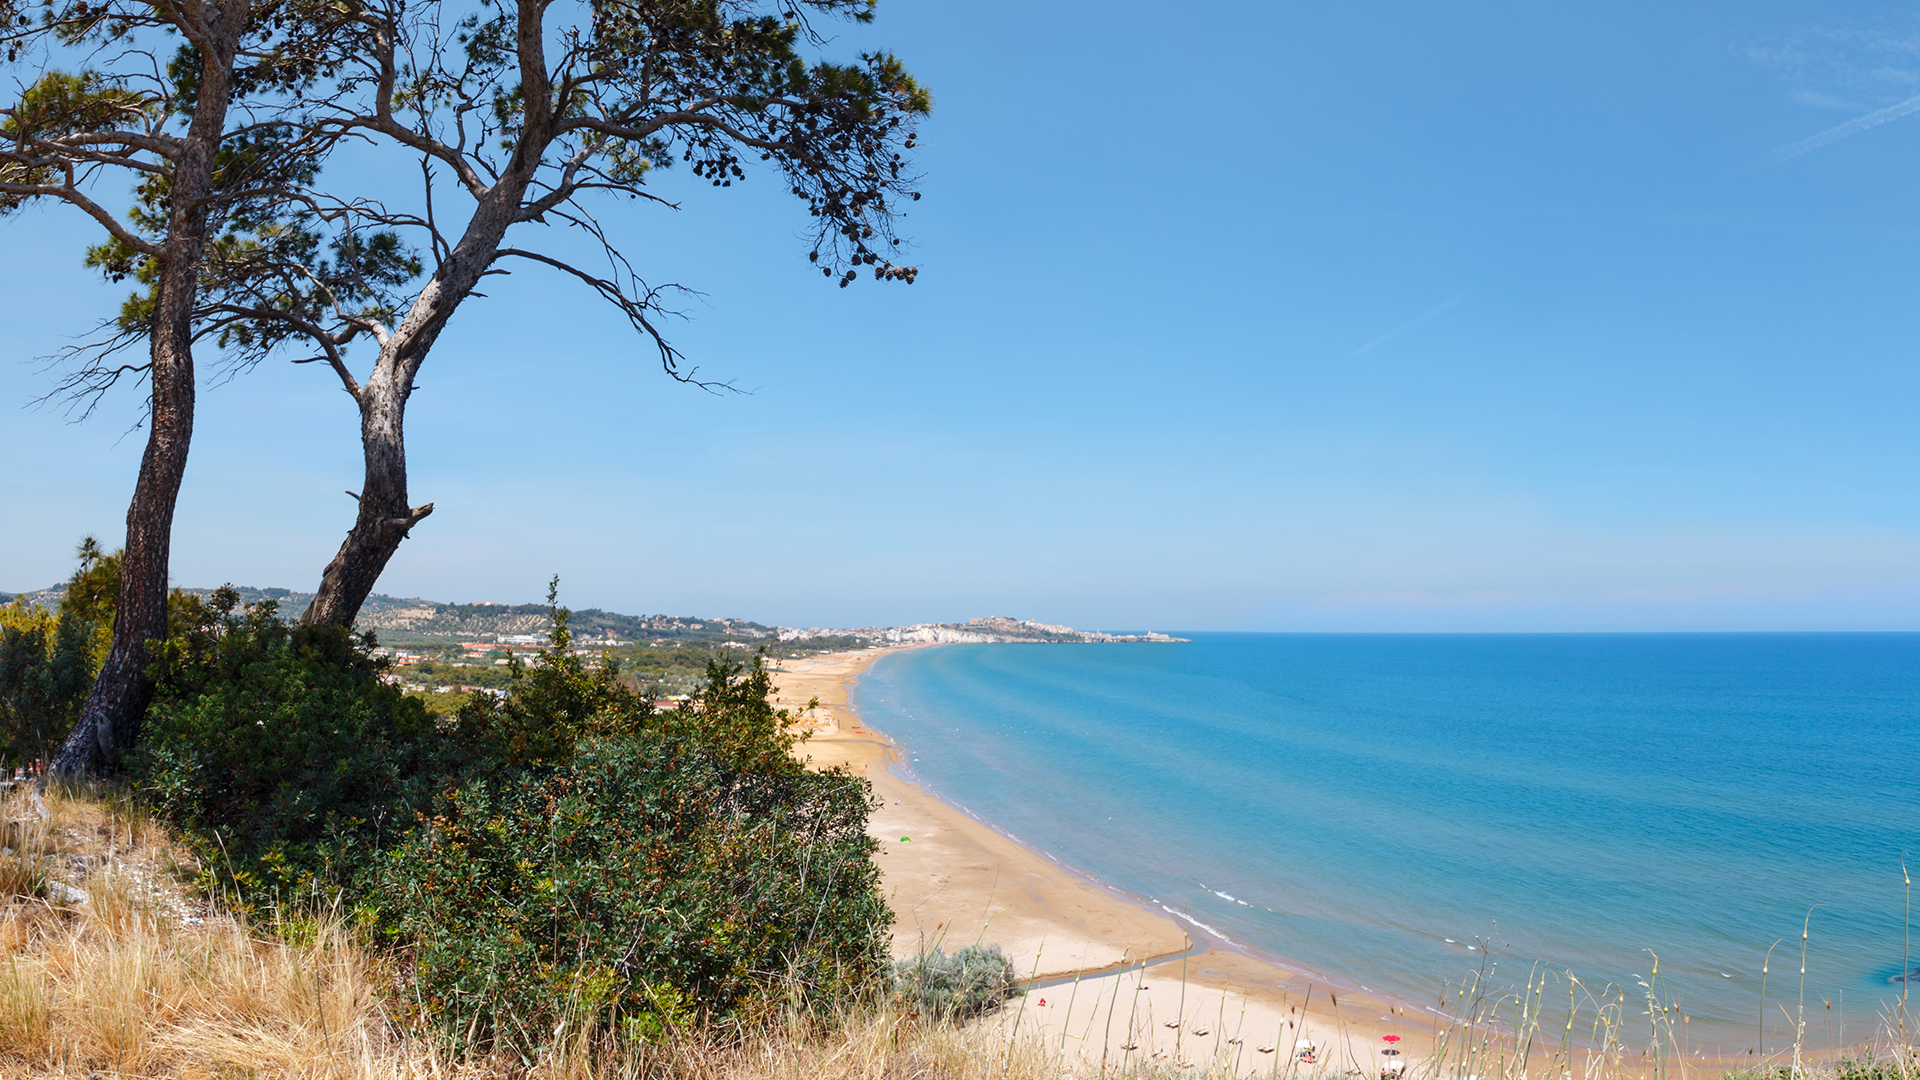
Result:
[381, 582, 884, 1047]
[3, 70, 155, 140]
[133, 587, 439, 899]
[380, 733, 887, 1047]
[440, 594, 652, 773]
[890, 945, 1018, 1023]
[0, 537, 119, 766]
[132, 578, 891, 1052]
[60, 537, 120, 629]
[61, 536, 119, 667]
[408, 688, 477, 720]
[0, 67, 163, 217]
[1732, 1058, 1920, 1080]
[659, 653, 808, 777]
[0, 603, 94, 767]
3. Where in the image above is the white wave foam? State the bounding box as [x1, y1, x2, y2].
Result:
[1160, 905, 1238, 946]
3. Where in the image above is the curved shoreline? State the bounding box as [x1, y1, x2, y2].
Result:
[774, 645, 1791, 1077]
[873, 739, 1409, 1006]
[772, 645, 1436, 1075]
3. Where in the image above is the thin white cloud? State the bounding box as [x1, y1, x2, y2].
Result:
[1348, 295, 1465, 360]
[1771, 91, 1920, 160]
[1788, 88, 1858, 111]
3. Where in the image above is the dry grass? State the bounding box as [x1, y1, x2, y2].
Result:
[0, 782, 411, 1077]
[1417, 955, 1920, 1080]
[4, 785, 1912, 1080]
[0, 785, 1094, 1080]
[1, 905, 399, 1076]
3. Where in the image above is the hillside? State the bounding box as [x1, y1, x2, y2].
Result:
[2, 582, 779, 647]
[2, 584, 1182, 647]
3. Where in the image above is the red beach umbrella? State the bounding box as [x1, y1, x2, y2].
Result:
[1382, 1035, 1401, 1043]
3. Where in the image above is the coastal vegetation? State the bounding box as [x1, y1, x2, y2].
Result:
[2, 566, 864, 704]
[0, 541, 122, 769]
[4, 776, 1919, 1078]
[0, 544, 907, 1070]
[2, 0, 929, 776]
[136, 583, 886, 1038]
[892, 944, 1021, 1022]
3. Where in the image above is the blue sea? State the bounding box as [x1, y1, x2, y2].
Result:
[851, 634, 1920, 1053]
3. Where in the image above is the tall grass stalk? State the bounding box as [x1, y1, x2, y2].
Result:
[1178, 931, 1192, 1062]
[1099, 949, 1129, 1075]
[1062, 964, 1086, 1068]
[1427, 951, 1706, 1080]
[1798, 906, 1829, 1080]
[1002, 937, 1047, 1080]
[1903, 859, 1912, 1046]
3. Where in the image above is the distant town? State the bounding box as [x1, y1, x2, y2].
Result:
[779, 616, 1185, 646]
[2, 582, 1184, 648]
[0, 582, 1183, 702]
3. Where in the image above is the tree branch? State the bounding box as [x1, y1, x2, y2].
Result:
[494, 247, 733, 391]
[203, 302, 364, 396]
[0, 177, 163, 256]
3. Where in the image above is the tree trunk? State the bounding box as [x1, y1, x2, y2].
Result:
[299, 1, 566, 628]
[51, 8, 245, 777]
[301, 367, 432, 627]
[50, 349, 193, 775]
[300, 157, 546, 627]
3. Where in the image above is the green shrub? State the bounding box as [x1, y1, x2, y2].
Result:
[133, 580, 892, 1051]
[379, 735, 887, 1047]
[0, 603, 96, 769]
[132, 588, 440, 899]
[891, 944, 1019, 1022]
[379, 594, 887, 1047]
[436, 603, 652, 774]
[0, 539, 122, 768]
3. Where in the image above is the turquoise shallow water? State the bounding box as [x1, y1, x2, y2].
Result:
[850, 634, 1920, 1052]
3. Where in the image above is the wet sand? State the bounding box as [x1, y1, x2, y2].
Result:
[770, 646, 1426, 1074]
[773, 645, 1189, 977]
[773, 646, 1765, 1078]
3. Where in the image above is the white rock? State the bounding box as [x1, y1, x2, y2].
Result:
[46, 880, 88, 906]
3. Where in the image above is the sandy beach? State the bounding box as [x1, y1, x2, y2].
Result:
[770, 646, 1429, 1076]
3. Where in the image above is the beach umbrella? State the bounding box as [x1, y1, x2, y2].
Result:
[1297, 1040, 1315, 1049]
[1382, 1035, 1401, 1043]
[1381, 1049, 1402, 1057]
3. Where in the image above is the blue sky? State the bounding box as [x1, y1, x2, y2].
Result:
[6, 0, 1920, 631]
